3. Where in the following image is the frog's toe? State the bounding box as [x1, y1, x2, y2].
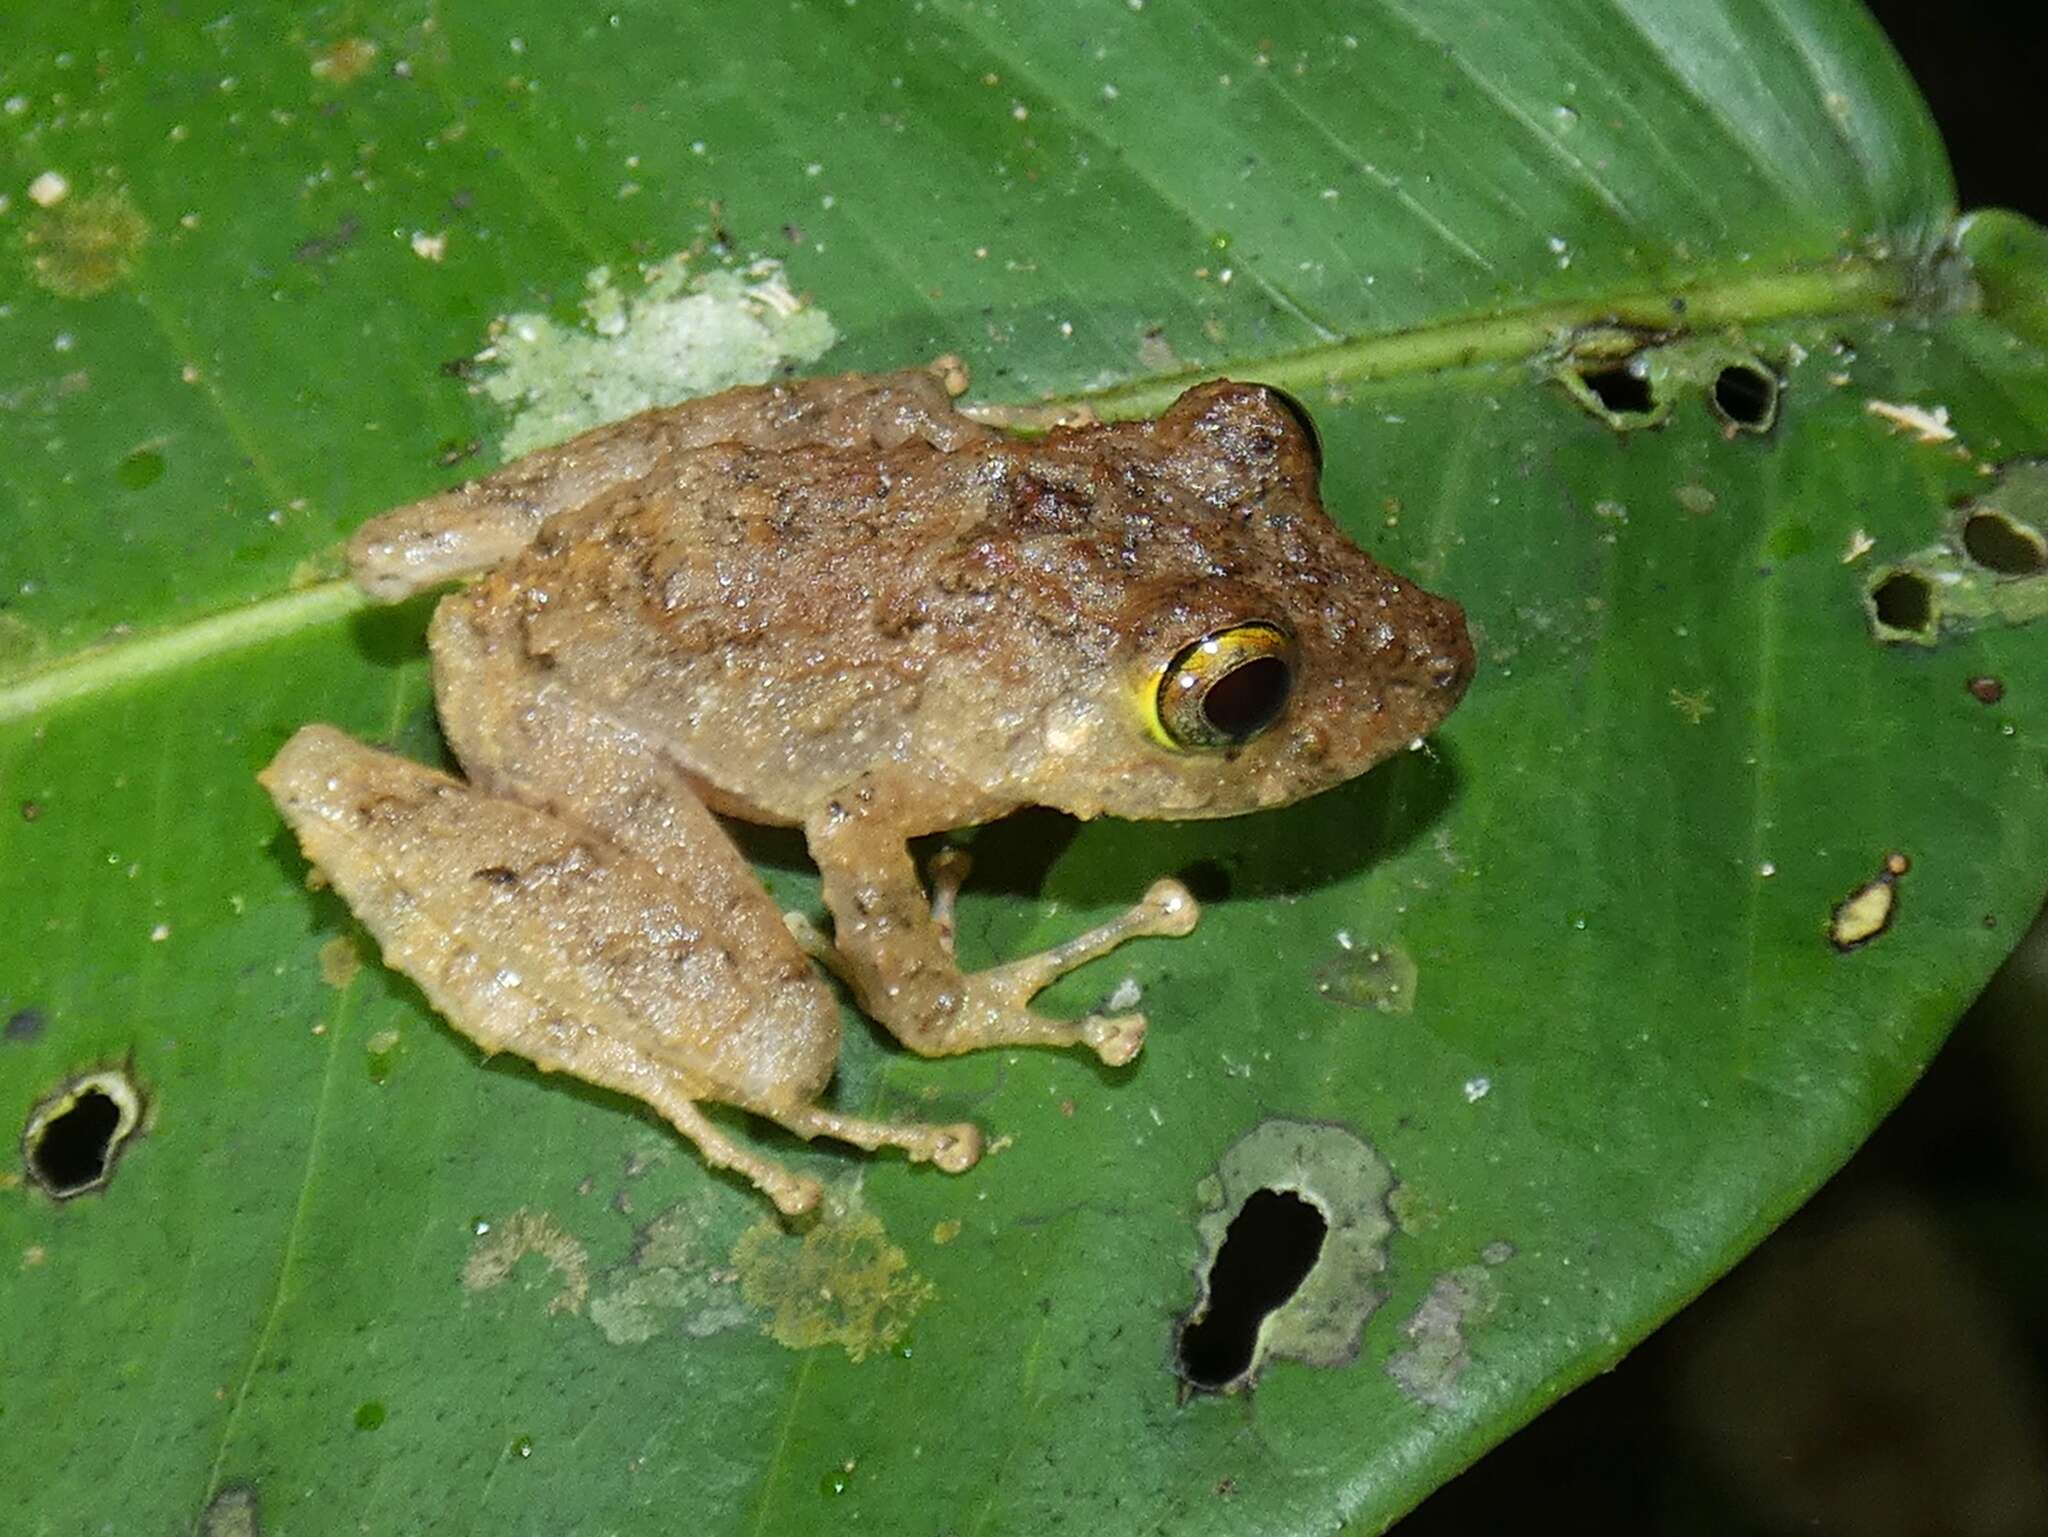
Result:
[771, 1174, 825, 1219]
[930, 1121, 983, 1173]
[1082, 1012, 1147, 1067]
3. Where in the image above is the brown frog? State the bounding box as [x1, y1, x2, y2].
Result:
[261, 362, 1472, 1215]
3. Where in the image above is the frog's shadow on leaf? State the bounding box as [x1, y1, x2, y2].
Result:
[346, 591, 438, 672]
[725, 735, 1461, 917]
[986, 735, 1464, 909]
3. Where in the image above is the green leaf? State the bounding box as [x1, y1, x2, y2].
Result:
[4, 2, 2045, 1533]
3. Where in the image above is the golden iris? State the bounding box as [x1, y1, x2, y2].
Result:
[1147, 622, 1296, 750]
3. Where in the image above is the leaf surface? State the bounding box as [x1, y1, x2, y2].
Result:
[4, 3, 2046, 1533]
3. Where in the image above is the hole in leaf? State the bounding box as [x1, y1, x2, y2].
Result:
[1576, 364, 1654, 417]
[1960, 510, 2047, 575]
[22, 1069, 144, 1199]
[1869, 571, 1934, 636]
[1710, 363, 1778, 431]
[1176, 1187, 1328, 1390]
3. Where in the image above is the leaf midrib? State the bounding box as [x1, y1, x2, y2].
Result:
[0, 253, 1918, 727]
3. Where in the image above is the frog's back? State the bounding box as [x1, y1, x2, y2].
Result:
[349, 362, 990, 602]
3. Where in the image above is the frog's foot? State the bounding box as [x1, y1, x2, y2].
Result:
[950, 878, 1199, 1065]
[638, 1082, 824, 1218]
[793, 876, 1198, 1066]
[770, 1103, 984, 1174]
[958, 397, 1102, 432]
[905, 877, 1196, 1073]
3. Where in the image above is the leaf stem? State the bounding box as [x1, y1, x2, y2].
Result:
[0, 255, 1910, 725]
[1064, 258, 1908, 421]
[0, 581, 369, 726]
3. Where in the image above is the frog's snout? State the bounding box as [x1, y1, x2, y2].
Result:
[1415, 594, 1477, 704]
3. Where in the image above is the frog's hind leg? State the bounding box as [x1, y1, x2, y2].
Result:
[763, 1100, 982, 1174]
[260, 725, 837, 1217]
[620, 1079, 827, 1217]
[427, 620, 990, 1181]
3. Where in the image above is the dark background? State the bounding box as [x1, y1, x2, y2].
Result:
[1402, 9, 2048, 1533]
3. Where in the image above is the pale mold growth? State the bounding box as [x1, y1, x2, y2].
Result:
[478, 255, 838, 457]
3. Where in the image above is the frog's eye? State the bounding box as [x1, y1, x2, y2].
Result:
[1260, 386, 1323, 478]
[1149, 623, 1296, 751]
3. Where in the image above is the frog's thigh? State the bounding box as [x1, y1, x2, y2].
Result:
[348, 410, 693, 601]
[429, 601, 780, 913]
[261, 725, 841, 1214]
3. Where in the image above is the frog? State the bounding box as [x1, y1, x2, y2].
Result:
[260, 361, 1473, 1216]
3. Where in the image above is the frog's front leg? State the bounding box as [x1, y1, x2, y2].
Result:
[348, 412, 676, 601]
[800, 776, 1199, 1066]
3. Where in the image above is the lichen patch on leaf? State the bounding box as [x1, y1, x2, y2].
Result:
[731, 1201, 932, 1362]
[462, 1209, 591, 1316]
[1386, 1252, 1510, 1408]
[197, 1485, 263, 1537]
[587, 1201, 750, 1346]
[1313, 935, 1418, 1015]
[476, 255, 838, 457]
[23, 186, 149, 299]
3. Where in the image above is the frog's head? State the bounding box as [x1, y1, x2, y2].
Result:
[985, 380, 1474, 821]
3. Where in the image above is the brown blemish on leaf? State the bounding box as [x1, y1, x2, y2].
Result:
[0, 612, 48, 670]
[1967, 675, 2006, 705]
[289, 544, 350, 591]
[310, 37, 380, 85]
[317, 935, 361, 988]
[23, 186, 149, 299]
[1668, 686, 1715, 725]
[462, 1209, 591, 1316]
[731, 1204, 932, 1361]
[1830, 852, 1910, 952]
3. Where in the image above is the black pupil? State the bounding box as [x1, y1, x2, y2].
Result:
[1201, 656, 1291, 740]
